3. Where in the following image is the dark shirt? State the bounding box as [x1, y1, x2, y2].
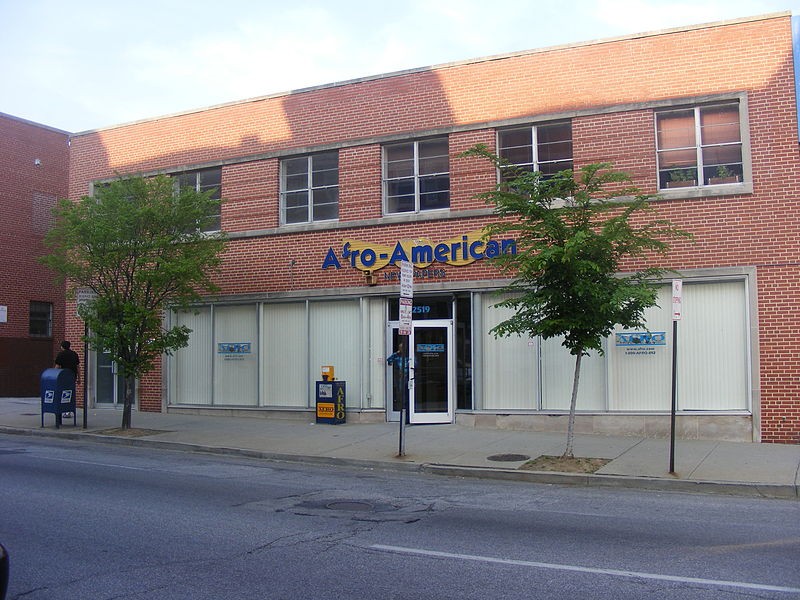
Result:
[55, 348, 79, 376]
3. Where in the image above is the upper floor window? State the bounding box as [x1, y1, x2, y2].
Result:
[281, 151, 339, 225]
[498, 121, 573, 180]
[656, 103, 743, 190]
[177, 168, 222, 231]
[384, 138, 449, 214]
[29, 301, 52, 337]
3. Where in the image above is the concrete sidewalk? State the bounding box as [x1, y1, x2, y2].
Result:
[1, 397, 798, 499]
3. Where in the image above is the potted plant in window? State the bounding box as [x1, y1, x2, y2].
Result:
[708, 165, 740, 185]
[665, 168, 697, 188]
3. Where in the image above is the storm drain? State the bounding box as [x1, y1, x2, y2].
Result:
[486, 453, 530, 462]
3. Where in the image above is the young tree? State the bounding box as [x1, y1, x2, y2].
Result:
[41, 174, 226, 429]
[465, 146, 691, 458]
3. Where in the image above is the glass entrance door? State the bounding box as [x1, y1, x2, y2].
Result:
[387, 320, 454, 424]
[95, 351, 128, 407]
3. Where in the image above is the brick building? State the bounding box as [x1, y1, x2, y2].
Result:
[0, 114, 69, 396]
[66, 12, 800, 443]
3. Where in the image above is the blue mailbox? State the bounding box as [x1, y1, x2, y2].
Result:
[40, 368, 76, 428]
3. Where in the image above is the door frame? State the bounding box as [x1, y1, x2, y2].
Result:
[386, 319, 454, 424]
[93, 350, 134, 409]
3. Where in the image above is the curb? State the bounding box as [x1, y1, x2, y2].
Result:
[420, 464, 799, 499]
[2, 425, 798, 499]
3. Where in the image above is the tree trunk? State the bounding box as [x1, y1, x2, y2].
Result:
[121, 375, 133, 430]
[562, 351, 583, 459]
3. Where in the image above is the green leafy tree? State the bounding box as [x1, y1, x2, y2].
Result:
[41, 175, 226, 429]
[465, 146, 691, 458]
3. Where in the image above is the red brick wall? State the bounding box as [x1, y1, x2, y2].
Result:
[66, 14, 800, 442]
[0, 114, 69, 396]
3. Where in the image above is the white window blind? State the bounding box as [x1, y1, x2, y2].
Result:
[213, 305, 258, 406]
[172, 307, 212, 405]
[481, 296, 537, 409]
[262, 303, 308, 407]
[309, 300, 361, 407]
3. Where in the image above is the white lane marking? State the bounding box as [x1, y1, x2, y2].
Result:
[370, 544, 800, 594]
[29, 455, 153, 471]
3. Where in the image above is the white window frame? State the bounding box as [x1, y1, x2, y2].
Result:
[383, 137, 450, 215]
[175, 167, 222, 232]
[280, 151, 339, 225]
[497, 121, 573, 180]
[656, 102, 745, 191]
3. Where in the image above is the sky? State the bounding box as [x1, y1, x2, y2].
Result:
[0, 0, 796, 133]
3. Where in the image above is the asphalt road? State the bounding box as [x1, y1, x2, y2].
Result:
[1, 434, 799, 599]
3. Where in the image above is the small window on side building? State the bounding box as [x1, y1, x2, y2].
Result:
[29, 301, 52, 337]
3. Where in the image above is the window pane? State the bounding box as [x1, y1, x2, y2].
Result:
[537, 122, 571, 144]
[312, 153, 339, 188]
[283, 191, 309, 224]
[657, 111, 695, 149]
[284, 206, 308, 224]
[659, 166, 697, 189]
[386, 177, 415, 213]
[498, 128, 532, 150]
[312, 166, 339, 188]
[419, 174, 450, 194]
[386, 196, 415, 213]
[538, 140, 573, 163]
[284, 172, 309, 191]
[539, 159, 572, 176]
[386, 159, 414, 179]
[202, 211, 221, 232]
[198, 168, 221, 188]
[312, 187, 339, 220]
[313, 151, 338, 171]
[29, 302, 52, 336]
[420, 191, 450, 211]
[499, 163, 533, 182]
[500, 146, 532, 166]
[284, 191, 308, 210]
[419, 175, 450, 210]
[702, 145, 742, 167]
[283, 157, 309, 177]
[419, 154, 448, 175]
[385, 143, 414, 162]
[658, 148, 697, 169]
[177, 172, 196, 190]
[313, 202, 338, 221]
[703, 163, 743, 185]
[701, 105, 740, 145]
[418, 138, 448, 159]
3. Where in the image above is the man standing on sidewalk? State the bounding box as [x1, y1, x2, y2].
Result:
[55, 341, 80, 418]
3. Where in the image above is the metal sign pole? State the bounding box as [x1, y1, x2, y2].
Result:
[83, 321, 88, 429]
[76, 287, 96, 430]
[399, 341, 407, 457]
[398, 261, 413, 457]
[669, 280, 682, 474]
